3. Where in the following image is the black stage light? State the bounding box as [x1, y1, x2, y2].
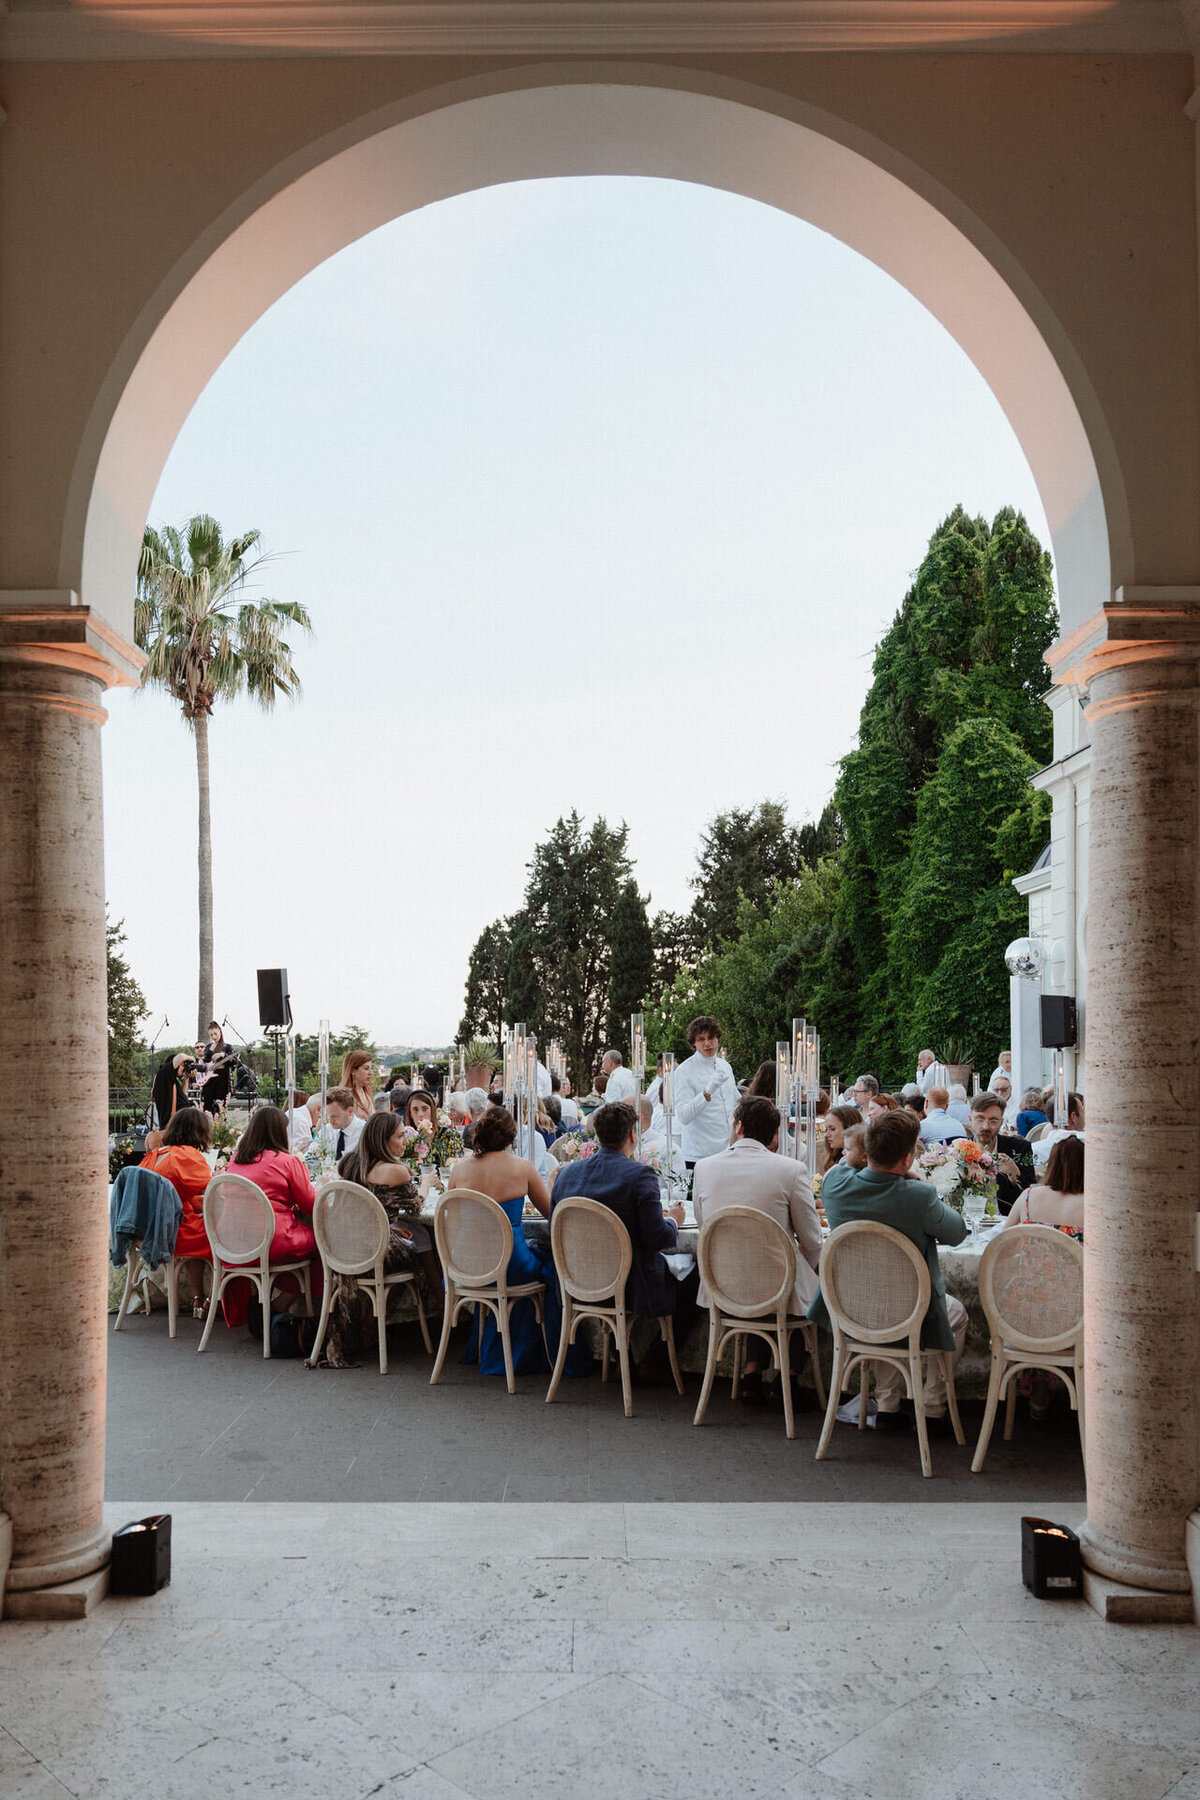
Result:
[110, 1514, 172, 1595]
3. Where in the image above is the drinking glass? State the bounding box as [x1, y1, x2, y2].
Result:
[962, 1191, 985, 1245]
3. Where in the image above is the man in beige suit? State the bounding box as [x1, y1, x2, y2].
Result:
[692, 1096, 823, 1406]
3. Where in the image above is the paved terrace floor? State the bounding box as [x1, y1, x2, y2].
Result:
[105, 1314, 1087, 1505]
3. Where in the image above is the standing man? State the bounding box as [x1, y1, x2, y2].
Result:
[914, 1050, 939, 1096]
[968, 1089, 1035, 1213]
[673, 1016, 740, 1169]
[599, 1049, 638, 1105]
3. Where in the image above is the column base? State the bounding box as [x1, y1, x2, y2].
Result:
[3, 1566, 109, 1622]
[1084, 1569, 1195, 1624]
[5, 1523, 111, 1594]
[1077, 1518, 1192, 1593]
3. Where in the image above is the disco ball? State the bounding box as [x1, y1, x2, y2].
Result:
[1004, 937, 1044, 977]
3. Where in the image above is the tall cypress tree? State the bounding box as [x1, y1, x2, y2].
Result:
[606, 880, 656, 1046]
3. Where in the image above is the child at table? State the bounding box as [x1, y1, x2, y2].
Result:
[842, 1124, 868, 1169]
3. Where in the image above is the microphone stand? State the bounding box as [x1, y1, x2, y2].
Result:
[144, 1015, 170, 1131]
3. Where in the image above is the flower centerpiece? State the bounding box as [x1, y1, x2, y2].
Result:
[914, 1137, 998, 1214]
[555, 1134, 598, 1164]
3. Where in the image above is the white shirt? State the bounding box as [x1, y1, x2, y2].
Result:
[1032, 1127, 1086, 1171]
[915, 1063, 939, 1096]
[557, 1096, 580, 1126]
[987, 1067, 1011, 1092]
[290, 1106, 315, 1149]
[603, 1065, 638, 1104]
[673, 1052, 740, 1161]
[536, 1060, 552, 1099]
[311, 1115, 364, 1159]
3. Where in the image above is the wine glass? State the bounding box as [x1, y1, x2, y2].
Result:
[962, 1188, 985, 1246]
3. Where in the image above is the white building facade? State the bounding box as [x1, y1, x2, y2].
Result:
[1012, 684, 1091, 1094]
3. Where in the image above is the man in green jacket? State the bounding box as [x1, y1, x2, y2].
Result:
[809, 1108, 968, 1434]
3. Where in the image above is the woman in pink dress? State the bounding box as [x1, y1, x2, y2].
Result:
[222, 1106, 322, 1328]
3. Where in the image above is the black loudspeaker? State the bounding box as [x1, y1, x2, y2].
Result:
[1040, 994, 1078, 1049]
[257, 967, 290, 1029]
[1021, 1516, 1083, 1599]
[110, 1514, 172, 1595]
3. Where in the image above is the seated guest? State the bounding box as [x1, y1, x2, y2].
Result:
[543, 1096, 563, 1138]
[850, 1073, 880, 1110]
[841, 1123, 868, 1169]
[405, 1089, 439, 1132]
[866, 1092, 900, 1118]
[919, 1086, 968, 1143]
[290, 1090, 315, 1147]
[744, 1061, 779, 1100]
[986, 1050, 1013, 1090]
[1015, 1087, 1050, 1138]
[1004, 1134, 1084, 1236]
[447, 1091, 471, 1132]
[461, 1085, 490, 1150]
[310, 1112, 438, 1367]
[638, 1094, 686, 1188]
[968, 1090, 1036, 1214]
[224, 1106, 321, 1328]
[992, 1073, 1017, 1129]
[1033, 1092, 1087, 1169]
[946, 1083, 972, 1124]
[446, 1106, 579, 1378]
[551, 1099, 699, 1382]
[900, 1085, 925, 1122]
[821, 1104, 863, 1173]
[809, 1109, 968, 1433]
[599, 1048, 638, 1104]
[309, 1087, 363, 1160]
[138, 1105, 214, 1315]
[552, 1072, 579, 1127]
[693, 1096, 822, 1404]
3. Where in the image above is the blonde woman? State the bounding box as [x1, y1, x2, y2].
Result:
[340, 1049, 374, 1121]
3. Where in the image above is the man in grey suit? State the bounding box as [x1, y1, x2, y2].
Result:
[809, 1107, 968, 1434]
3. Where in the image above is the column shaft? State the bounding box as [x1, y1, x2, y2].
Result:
[0, 658, 111, 1591]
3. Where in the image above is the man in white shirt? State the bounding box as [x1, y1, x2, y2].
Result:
[987, 1050, 1013, 1090]
[308, 1087, 363, 1161]
[1032, 1092, 1086, 1169]
[552, 1073, 579, 1127]
[946, 1083, 972, 1124]
[919, 1085, 968, 1144]
[692, 1095, 822, 1404]
[599, 1049, 638, 1105]
[290, 1090, 316, 1149]
[673, 1015, 740, 1167]
[915, 1050, 939, 1096]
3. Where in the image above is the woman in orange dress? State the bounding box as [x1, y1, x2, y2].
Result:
[138, 1105, 215, 1315]
[340, 1049, 375, 1122]
[222, 1105, 322, 1328]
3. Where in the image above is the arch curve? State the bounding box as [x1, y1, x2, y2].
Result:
[75, 66, 1120, 638]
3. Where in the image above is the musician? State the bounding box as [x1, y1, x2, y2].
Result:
[200, 1021, 236, 1115]
[150, 1052, 194, 1132]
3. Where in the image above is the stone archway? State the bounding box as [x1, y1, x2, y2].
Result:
[2, 64, 1196, 1621]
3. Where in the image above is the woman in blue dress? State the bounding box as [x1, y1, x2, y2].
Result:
[446, 1105, 588, 1378]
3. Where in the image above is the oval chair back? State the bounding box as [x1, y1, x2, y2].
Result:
[202, 1172, 273, 1264]
[818, 1219, 929, 1345]
[698, 1207, 796, 1318]
[978, 1223, 1083, 1352]
[434, 1189, 513, 1291]
[313, 1180, 389, 1278]
[551, 1197, 632, 1305]
[972, 1223, 1085, 1474]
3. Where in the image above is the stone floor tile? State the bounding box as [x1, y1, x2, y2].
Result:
[380, 1770, 480, 1799]
[285, 1671, 595, 1765]
[812, 1684, 1188, 1800]
[429, 1671, 809, 1800]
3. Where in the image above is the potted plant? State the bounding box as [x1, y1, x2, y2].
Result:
[463, 1039, 498, 1089]
[939, 1037, 976, 1091]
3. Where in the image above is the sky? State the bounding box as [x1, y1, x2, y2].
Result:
[101, 174, 1053, 1053]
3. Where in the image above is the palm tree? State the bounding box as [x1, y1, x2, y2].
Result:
[135, 515, 313, 1037]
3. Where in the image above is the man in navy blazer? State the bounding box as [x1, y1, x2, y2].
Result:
[550, 1100, 699, 1374]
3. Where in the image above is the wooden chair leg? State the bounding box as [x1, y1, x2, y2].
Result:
[804, 1322, 827, 1410]
[114, 1246, 138, 1332]
[1004, 1377, 1018, 1441]
[693, 1311, 720, 1426]
[430, 1279, 456, 1383]
[197, 1263, 223, 1352]
[545, 1292, 572, 1404]
[731, 1335, 743, 1401]
[777, 1318, 795, 1441]
[260, 1260, 272, 1358]
[308, 1270, 335, 1367]
[912, 1355, 932, 1477]
[601, 1326, 611, 1385]
[858, 1359, 870, 1430]
[616, 1309, 634, 1418]
[815, 1337, 844, 1461]
[943, 1354, 965, 1445]
[165, 1258, 178, 1339]
[662, 1316, 685, 1396]
[498, 1296, 516, 1394]
[374, 1280, 388, 1375]
[971, 1347, 1005, 1472]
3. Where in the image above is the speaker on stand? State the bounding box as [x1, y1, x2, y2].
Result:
[257, 969, 292, 1106]
[1040, 995, 1078, 1126]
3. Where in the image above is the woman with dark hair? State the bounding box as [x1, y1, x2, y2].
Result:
[310, 1112, 438, 1368]
[821, 1104, 863, 1174]
[138, 1105, 214, 1315]
[340, 1050, 374, 1122]
[745, 1061, 778, 1100]
[200, 1020, 235, 1115]
[224, 1106, 321, 1328]
[405, 1090, 438, 1132]
[446, 1106, 580, 1378]
[150, 1051, 194, 1133]
[1004, 1135, 1084, 1237]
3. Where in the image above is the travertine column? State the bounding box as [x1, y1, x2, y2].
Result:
[0, 600, 141, 1598]
[1049, 589, 1200, 1597]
